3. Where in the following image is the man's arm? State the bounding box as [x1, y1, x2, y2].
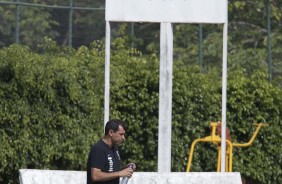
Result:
[91, 167, 133, 182]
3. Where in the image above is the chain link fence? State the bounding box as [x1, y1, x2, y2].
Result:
[0, 0, 281, 81]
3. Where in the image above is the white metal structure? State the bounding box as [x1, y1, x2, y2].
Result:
[105, 0, 228, 172]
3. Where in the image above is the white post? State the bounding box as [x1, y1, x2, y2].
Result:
[158, 22, 173, 172]
[104, 21, 111, 126]
[221, 1, 228, 172]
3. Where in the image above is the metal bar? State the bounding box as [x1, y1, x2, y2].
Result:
[131, 22, 135, 48]
[0, 1, 104, 11]
[15, 0, 20, 43]
[232, 123, 269, 147]
[68, 0, 73, 47]
[158, 22, 173, 172]
[220, 0, 228, 172]
[267, 0, 272, 81]
[199, 24, 203, 70]
[104, 21, 111, 126]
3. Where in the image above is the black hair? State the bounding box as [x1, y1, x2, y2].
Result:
[104, 119, 126, 135]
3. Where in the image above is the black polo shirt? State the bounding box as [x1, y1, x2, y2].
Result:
[87, 139, 121, 184]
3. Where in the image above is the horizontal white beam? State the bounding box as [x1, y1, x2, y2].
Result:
[106, 0, 227, 23]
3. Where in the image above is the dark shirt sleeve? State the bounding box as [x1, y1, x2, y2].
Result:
[89, 144, 106, 170]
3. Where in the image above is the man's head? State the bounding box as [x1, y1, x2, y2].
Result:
[105, 119, 126, 135]
[104, 119, 126, 146]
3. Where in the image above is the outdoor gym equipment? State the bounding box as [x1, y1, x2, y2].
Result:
[186, 122, 268, 172]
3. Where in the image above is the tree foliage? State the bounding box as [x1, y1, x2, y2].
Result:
[110, 40, 282, 184]
[0, 28, 281, 184]
[0, 0, 105, 48]
[0, 41, 105, 183]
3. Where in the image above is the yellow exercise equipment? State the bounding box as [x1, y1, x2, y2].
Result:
[186, 122, 268, 172]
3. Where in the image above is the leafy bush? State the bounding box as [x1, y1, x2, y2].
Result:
[109, 39, 281, 183]
[0, 43, 104, 183]
[0, 40, 281, 184]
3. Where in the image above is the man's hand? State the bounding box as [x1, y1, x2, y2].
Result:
[119, 167, 134, 178]
[125, 163, 136, 171]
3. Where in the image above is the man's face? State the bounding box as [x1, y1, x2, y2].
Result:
[110, 125, 126, 146]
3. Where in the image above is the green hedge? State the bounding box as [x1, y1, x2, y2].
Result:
[0, 41, 105, 183]
[112, 52, 282, 184]
[0, 39, 281, 184]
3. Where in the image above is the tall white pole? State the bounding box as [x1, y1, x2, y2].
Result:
[158, 22, 173, 172]
[104, 21, 111, 126]
[221, 0, 228, 172]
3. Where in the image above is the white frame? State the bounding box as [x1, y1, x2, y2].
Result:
[105, 0, 228, 172]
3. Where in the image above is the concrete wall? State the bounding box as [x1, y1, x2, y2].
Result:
[19, 169, 242, 184]
[127, 172, 242, 184]
[19, 169, 86, 184]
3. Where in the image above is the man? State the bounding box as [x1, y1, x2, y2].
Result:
[87, 119, 136, 184]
